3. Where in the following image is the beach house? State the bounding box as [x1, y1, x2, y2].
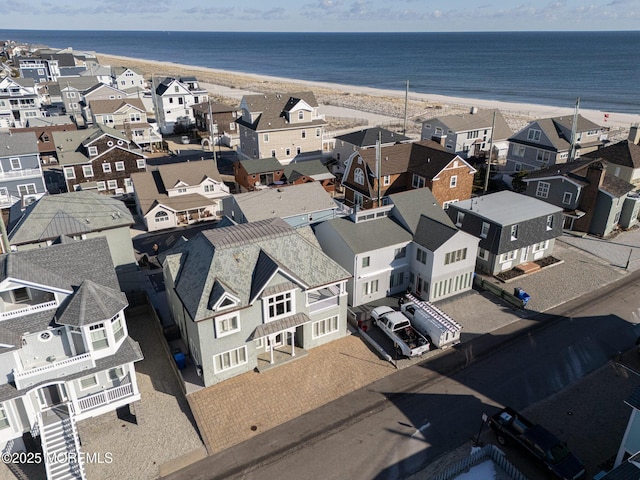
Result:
[505, 114, 607, 173]
[341, 140, 476, 210]
[420, 108, 513, 164]
[0, 77, 42, 129]
[0, 132, 47, 212]
[583, 135, 640, 188]
[314, 188, 479, 306]
[153, 76, 208, 134]
[446, 191, 563, 275]
[192, 101, 241, 148]
[236, 92, 326, 165]
[162, 218, 350, 386]
[0, 237, 143, 479]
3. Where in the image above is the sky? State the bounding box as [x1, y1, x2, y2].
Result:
[3, 0, 640, 32]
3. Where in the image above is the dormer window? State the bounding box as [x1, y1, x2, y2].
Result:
[527, 129, 541, 142]
[354, 168, 365, 185]
[12, 287, 29, 303]
[89, 323, 109, 350]
[298, 111, 304, 120]
[88, 146, 98, 157]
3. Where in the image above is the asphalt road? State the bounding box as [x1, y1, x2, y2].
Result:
[163, 271, 640, 480]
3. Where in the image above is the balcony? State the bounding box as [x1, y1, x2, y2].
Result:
[307, 285, 341, 313]
[76, 382, 134, 413]
[13, 353, 95, 390]
[0, 299, 57, 320]
[0, 168, 42, 180]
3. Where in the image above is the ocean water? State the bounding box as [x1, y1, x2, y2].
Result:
[2, 30, 639, 114]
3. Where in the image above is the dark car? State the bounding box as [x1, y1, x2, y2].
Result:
[520, 424, 586, 480]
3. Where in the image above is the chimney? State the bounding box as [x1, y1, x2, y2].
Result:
[629, 124, 640, 145]
[574, 161, 605, 233]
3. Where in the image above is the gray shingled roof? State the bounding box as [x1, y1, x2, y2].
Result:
[334, 127, 411, 147]
[424, 109, 513, 141]
[413, 216, 459, 251]
[283, 159, 334, 182]
[89, 98, 146, 115]
[389, 188, 455, 234]
[453, 191, 562, 225]
[9, 191, 133, 245]
[320, 216, 413, 255]
[510, 114, 603, 151]
[53, 124, 136, 166]
[232, 182, 337, 222]
[0, 132, 38, 157]
[237, 92, 326, 132]
[166, 218, 350, 321]
[238, 157, 284, 175]
[585, 139, 640, 169]
[56, 279, 128, 327]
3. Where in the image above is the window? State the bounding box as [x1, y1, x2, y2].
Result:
[115, 161, 125, 171]
[527, 129, 541, 141]
[108, 367, 125, 380]
[177, 187, 187, 194]
[466, 130, 480, 139]
[361, 256, 370, 268]
[532, 240, 549, 253]
[477, 248, 489, 260]
[263, 133, 269, 143]
[510, 224, 519, 240]
[155, 211, 169, 223]
[513, 145, 526, 157]
[416, 248, 427, 264]
[129, 112, 141, 122]
[12, 287, 29, 302]
[101, 163, 112, 173]
[18, 184, 36, 196]
[296, 146, 301, 155]
[394, 247, 406, 259]
[67, 91, 76, 98]
[536, 150, 551, 164]
[354, 168, 365, 185]
[266, 292, 293, 320]
[285, 148, 291, 156]
[362, 279, 379, 296]
[536, 181, 550, 198]
[313, 316, 339, 338]
[563, 192, 572, 205]
[204, 184, 216, 193]
[481, 222, 490, 238]
[412, 174, 425, 189]
[107, 180, 118, 190]
[178, 97, 184, 105]
[382, 175, 390, 186]
[298, 111, 304, 120]
[271, 149, 276, 158]
[301, 130, 306, 139]
[546, 215, 554, 230]
[88, 146, 98, 157]
[215, 314, 240, 337]
[112, 316, 125, 342]
[82, 165, 94, 178]
[136, 159, 146, 169]
[80, 375, 98, 390]
[499, 250, 517, 263]
[9, 157, 21, 170]
[64, 167, 75, 179]
[103, 115, 114, 124]
[444, 248, 467, 265]
[316, 128, 321, 137]
[96, 181, 106, 191]
[89, 323, 109, 350]
[456, 212, 465, 227]
[389, 271, 403, 288]
[213, 346, 247, 373]
[0, 405, 9, 429]
[450, 175, 457, 188]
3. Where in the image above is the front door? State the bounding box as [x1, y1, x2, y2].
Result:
[37, 384, 67, 410]
[520, 246, 529, 263]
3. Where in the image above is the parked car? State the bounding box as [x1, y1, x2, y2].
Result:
[181, 135, 190, 144]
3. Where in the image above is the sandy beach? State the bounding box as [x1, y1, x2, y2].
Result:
[96, 52, 640, 138]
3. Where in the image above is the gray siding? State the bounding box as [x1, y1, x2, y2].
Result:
[525, 178, 581, 210]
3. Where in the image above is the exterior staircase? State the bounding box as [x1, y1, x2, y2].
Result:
[39, 406, 86, 480]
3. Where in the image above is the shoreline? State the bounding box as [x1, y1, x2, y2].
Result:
[96, 52, 640, 133]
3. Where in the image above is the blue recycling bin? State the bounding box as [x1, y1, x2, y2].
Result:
[514, 287, 530, 307]
[173, 351, 186, 369]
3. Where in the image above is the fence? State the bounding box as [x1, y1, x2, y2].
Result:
[473, 276, 527, 309]
[431, 444, 528, 480]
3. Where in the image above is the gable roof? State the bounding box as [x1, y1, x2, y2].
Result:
[334, 127, 412, 147]
[424, 109, 513, 141]
[88, 98, 146, 115]
[232, 182, 337, 222]
[131, 160, 224, 215]
[584, 139, 640, 169]
[523, 157, 635, 198]
[165, 218, 350, 321]
[510, 114, 603, 151]
[237, 91, 326, 132]
[389, 188, 455, 235]
[318, 216, 413, 255]
[9, 191, 133, 245]
[56, 76, 101, 92]
[283, 159, 334, 182]
[413, 215, 459, 251]
[52, 124, 139, 166]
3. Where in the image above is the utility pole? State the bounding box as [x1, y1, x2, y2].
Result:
[403, 80, 409, 135]
[376, 132, 382, 208]
[208, 99, 217, 166]
[0, 217, 10, 254]
[483, 111, 497, 194]
[569, 97, 580, 162]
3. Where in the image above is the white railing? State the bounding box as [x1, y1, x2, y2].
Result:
[308, 295, 339, 313]
[77, 383, 133, 413]
[14, 352, 94, 381]
[0, 300, 57, 320]
[0, 168, 42, 179]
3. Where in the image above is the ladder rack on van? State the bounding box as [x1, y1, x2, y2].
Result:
[405, 293, 462, 333]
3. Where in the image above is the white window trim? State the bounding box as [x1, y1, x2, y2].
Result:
[312, 315, 339, 339]
[536, 181, 550, 199]
[79, 375, 98, 390]
[64, 167, 75, 179]
[450, 175, 457, 188]
[481, 222, 490, 238]
[102, 163, 111, 173]
[264, 290, 295, 322]
[82, 165, 94, 178]
[213, 346, 248, 374]
[137, 159, 146, 169]
[115, 161, 125, 171]
[215, 312, 241, 338]
[9, 157, 21, 170]
[88, 146, 98, 157]
[107, 180, 118, 190]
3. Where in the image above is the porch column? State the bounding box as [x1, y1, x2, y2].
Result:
[290, 330, 295, 357]
[269, 336, 274, 365]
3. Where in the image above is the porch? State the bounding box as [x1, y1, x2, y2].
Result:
[176, 207, 219, 226]
[256, 346, 308, 373]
